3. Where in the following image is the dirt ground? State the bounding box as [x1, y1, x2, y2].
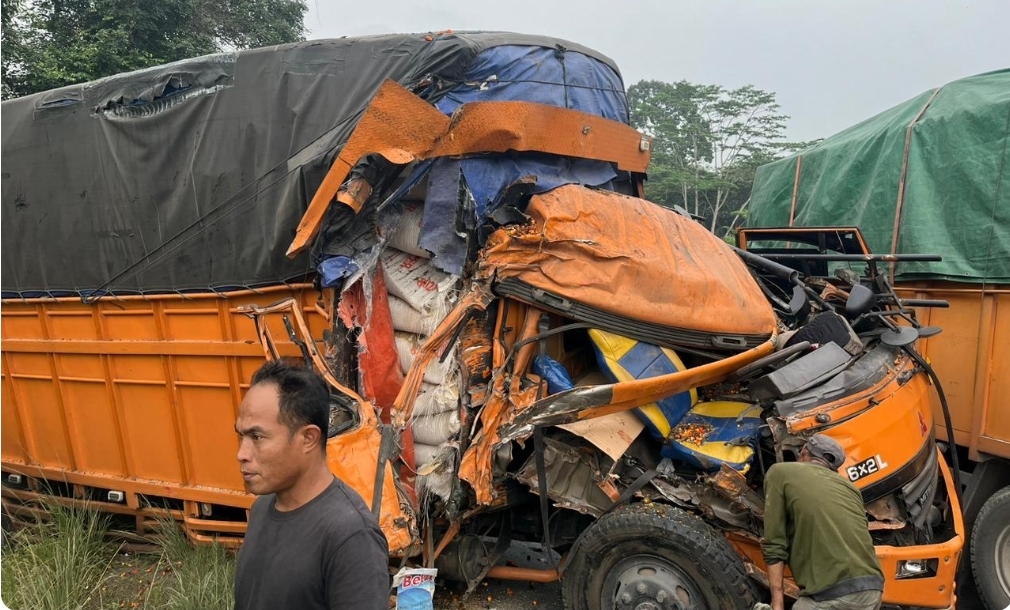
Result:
[91, 544, 984, 610]
[433, 578, 562, 610]
[85, 552, 169, 610]
[91, 547, 561, 610]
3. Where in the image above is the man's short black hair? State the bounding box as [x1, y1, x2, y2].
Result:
[251, 359, 329, 453]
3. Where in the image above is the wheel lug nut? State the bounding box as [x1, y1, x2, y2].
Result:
[656, 589, 668, 603]
[636, 583, 647, 594]
[620, 593, 632, 604]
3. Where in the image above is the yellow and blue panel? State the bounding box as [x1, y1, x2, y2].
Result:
[664, 401, 762, 471]
[588, 328, 698, 441]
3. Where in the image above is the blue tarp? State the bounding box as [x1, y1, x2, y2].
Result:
[318, 43, 630, 280]
[434, 44, 626, 222]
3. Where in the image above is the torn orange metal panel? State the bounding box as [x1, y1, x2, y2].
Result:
[458, 376, 542, 505]
[288, 81, 450, 258]
[479, 185, 778, 339]
[460, 338, 777, 505]
[239, 298, 365, 404]
[457, 304, 555, 505]
[240, 298, 417, 554]
[336, 177, 373, 211]
[429, 100, 650, 172]
[287, 79, 652, 258]
[323, 403, 417, 555]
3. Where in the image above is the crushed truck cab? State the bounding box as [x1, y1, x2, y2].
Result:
[1, 33, 962, 610]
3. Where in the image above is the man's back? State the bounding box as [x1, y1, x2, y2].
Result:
[234, 477, 389, 610]
[762, 461, 883, 598]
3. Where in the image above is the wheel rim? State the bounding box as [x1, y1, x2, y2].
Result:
[996, 522, 1010, 597]
[602, 553, 707, 610]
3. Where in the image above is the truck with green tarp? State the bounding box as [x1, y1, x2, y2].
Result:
[746, 68, 1010, 610]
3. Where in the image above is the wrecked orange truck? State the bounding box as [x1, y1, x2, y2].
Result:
[1, 33, 962, 609]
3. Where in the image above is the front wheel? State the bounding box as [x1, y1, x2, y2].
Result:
[562, 502, 759, 610]
[971, 485, 1010, 610]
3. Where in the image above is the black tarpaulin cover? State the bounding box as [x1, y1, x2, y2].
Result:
[0, 32, 621, 296]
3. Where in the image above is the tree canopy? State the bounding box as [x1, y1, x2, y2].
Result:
[1, 0, 307, 99]
[629, 79, 811, 238]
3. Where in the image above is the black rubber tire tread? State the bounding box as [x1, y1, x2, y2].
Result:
[971, 484, 1010, 610]
[562, 502, 758, 610]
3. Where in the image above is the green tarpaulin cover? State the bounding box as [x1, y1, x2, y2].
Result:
[748, 69, 1010, 283]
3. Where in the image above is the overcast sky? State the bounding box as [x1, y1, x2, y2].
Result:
[304, 0, 1007, 142]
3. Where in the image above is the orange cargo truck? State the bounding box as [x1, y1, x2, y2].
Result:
[3, 34, 964, 609]
[747, 68, 1010, 609]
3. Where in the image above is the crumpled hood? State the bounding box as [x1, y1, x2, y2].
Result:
[479, 185, 777, 340]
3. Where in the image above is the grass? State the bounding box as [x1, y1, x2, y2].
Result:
[1, 503, 117, 610]
[147, 519, 236, 610]
[1, 505, 237, 610]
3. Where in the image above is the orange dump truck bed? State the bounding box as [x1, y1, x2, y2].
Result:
[897, 281, 1010, 461]
[0, 286, 323, 544]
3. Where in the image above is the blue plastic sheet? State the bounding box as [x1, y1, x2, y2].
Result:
[532, 354, 575, 395]
[318, 256, 359, 287]
[419, 159, 468, 274]
[432, 45, 628, 224]
[433, 45, 627, 122]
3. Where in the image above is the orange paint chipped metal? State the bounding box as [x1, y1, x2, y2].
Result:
[238, 297, 417, 554]
[459, 337, 776, 505]
[479, 185, 777, 338]
[429, 100, 650, 172]
[288, 81, 449, 257]
[287, 79, 651, 258]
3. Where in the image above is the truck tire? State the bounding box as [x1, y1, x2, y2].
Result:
[971, 485, 1010, 610]
[562, 502, 758, 610]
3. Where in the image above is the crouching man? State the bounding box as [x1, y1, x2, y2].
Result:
[234, 360, 390, 610]
[762, 434, 884, 610]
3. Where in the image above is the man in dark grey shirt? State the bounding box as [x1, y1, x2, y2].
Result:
[234, 360, 390, 610]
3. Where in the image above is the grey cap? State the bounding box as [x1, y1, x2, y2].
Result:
[805, 434, 846, 470]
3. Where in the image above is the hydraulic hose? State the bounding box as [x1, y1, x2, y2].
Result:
[902, 345, 963, 504]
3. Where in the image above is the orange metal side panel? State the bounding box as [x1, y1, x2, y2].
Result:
[896, 282, 1010, 460]
[4, 351, 75, 469]
[908, 289, 985, 438]
[116, 355, 185, 484]
[0, 359, 29, 463]
[1, 286, 323, 501]
[59, 364, 127, 477]
[982, 293, 1010, 445]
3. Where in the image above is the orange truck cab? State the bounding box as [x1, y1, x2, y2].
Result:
[746, 69, 1009, 610]
[2, 33, 963, 609]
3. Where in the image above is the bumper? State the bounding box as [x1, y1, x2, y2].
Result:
[877, 448, 963, 609]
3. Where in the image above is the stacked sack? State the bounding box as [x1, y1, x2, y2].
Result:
[383, 203, 460, 501]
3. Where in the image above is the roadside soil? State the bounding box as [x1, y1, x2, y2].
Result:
[82, 549, 562, 610]
[76, 551, 164, 610]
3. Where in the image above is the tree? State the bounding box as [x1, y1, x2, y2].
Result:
[1, 0, 307, 99]
[629, 80, 810, 237]
[1, 0, 29, 98]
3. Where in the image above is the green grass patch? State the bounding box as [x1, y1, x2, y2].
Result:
[148, 521, 236, 610]
[1, 503, 118, 610]
[1, 506, 237, 610]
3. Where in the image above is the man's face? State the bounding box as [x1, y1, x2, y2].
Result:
[235, 383, 307, 496]
[798, 445, 813, 463]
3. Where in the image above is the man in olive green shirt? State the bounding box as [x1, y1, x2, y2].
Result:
[762, 434, 884, 610]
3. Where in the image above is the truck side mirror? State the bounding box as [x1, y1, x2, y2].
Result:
[845, 284, 876, 319]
